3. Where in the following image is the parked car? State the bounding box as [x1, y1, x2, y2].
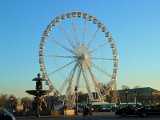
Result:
[78, 107, 83, 113]
[0, 108, 16, 120]
[115, 106, 137, 116]
[136, 105, 160, 117]
[98, 107, 111, 112]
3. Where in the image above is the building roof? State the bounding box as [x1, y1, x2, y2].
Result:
[117, 87, 160, 96]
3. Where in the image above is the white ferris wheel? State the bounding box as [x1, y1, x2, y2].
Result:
[39, 11, 118, 102]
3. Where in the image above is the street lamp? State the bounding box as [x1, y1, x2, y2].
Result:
[75, 86, 78, 115]
[117, 96, 121, 105]
[134, 91, 137, 106]
[146, 97, 149, 106]
[124, 89, 128, 105]
[10, 97, 13, 112]
[51, 96, 54, 110]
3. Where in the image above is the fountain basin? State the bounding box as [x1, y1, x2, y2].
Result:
[26, 90, 52, 96]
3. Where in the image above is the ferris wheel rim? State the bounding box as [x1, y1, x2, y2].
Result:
[39, 11, 118, 101]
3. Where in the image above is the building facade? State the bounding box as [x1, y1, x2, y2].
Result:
[117, 87, 160, 105]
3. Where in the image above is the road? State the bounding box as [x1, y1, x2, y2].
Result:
[16, 116, 160, 120]
[16, 112, 160, 120]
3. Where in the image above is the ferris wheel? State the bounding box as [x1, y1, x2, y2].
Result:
[39, 11, 118, 102]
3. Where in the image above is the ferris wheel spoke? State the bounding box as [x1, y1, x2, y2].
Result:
[70, 17, 80, 46]
[47, 35, 74, 54]
[85, 61, 103, 101]
[90, 62, 112, 78]
[75, 65, 82, 90]
[89, 57, 114, 60]
[87, 28, 100, 49]
[82, 19, 88, 46]
[59, 62, 79, 94]
[58, 23, 76, 49]
[89, 42, 108, 53]
[81, 67, 94, 101]
[48, 60, 77, 76]
[66, 62, 79, 99]
[102, 81, 115, 98]
[72, 64, 82, 102]
[44, 54, 77, 59]
[48, 80, 59, 93]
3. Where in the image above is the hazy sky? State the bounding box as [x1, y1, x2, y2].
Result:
[0, 0, 160, 97]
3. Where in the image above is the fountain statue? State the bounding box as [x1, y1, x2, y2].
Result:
[26, 73, 52, 118]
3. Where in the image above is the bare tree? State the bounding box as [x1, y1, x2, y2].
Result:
[133, 86, 141, 89]
[0, 94, 17, 109]
[21, 97, 32, 110]
[0, 94, 8, 107]
[121, 85, 130, 90]
[98, 82, 111, 95]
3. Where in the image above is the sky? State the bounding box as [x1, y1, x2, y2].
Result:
[0, 0, 160, 98]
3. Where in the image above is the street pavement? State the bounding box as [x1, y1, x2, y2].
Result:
[16, 116, 160, 120]
[16, 112, 160, 120]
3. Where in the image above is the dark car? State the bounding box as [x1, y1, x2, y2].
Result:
[98, 107, 111, 112]
[136, 105, 160, 117]
[0, 109, 16, 120]
[115, 106, 137, 116]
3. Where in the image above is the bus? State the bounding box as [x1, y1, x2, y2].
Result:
[88, 102, 117, 112]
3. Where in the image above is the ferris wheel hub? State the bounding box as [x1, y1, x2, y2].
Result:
[82, 53, 88, 60]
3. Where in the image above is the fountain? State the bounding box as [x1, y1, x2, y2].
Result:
[26, 73, 52, 118]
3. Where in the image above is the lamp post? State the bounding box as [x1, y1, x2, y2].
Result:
[134, 91, 137, 106]
[10, 97, 13, 112]
[146, 97, 149, 106]
[75, 86, 78, 115]
[124, 89, 128, 105]
[117, 96, 121, 106]
[87, 95, 90, 104]
[51, 96, 54, 110]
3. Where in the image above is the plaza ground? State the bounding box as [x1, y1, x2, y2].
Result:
[16, 112, 160, 120]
